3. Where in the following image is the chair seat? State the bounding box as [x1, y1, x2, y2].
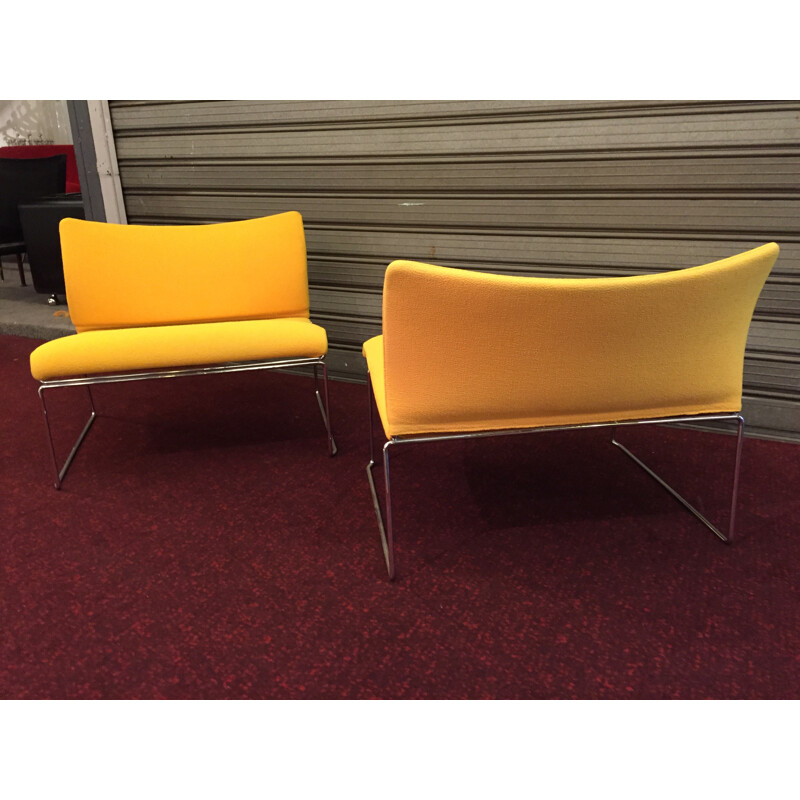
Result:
[363, 335, 391, 437]
[31, 317, 328, 381]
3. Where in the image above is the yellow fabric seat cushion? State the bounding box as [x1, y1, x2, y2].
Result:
[30, 317, 328, 381]
[362, 335, 391, 437]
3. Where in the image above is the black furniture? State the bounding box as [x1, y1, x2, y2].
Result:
[0, 155, 67, 286]
[19, 194, 85, 303]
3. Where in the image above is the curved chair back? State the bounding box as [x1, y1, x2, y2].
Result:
[60, 212, 310, 333]
[380, 244, 779, 436]
[0, 144, 80, 193]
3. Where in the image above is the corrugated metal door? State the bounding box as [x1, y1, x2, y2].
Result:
[108, 100, 800, 441]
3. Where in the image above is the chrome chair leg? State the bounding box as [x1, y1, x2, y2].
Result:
[313, 358, 337, 456]
[381, 442, 396, 578]
[39, 384, 97, 490]
[611, 414, 745, 542]
[727, 415, 746, 542]
[366, 443, 397, 581]
[365, 373, 396, 579]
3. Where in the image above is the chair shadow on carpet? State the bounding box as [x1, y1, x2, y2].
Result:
[466, 428, 728, 527]
[89, 371, 329, 455]
[384, 425, 737, 569]
[30, 369, 334, 497]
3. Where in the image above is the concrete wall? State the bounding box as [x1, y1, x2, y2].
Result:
[1, 100, 73, 146]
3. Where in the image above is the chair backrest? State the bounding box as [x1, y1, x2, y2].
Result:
[0, 155, 67, 242]
[60, 212, 311, 333]
[0, 145, 80, 193]
[380, 244, 780, 435]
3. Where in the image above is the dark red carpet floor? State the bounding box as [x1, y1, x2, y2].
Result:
[2, 333, 799, 699]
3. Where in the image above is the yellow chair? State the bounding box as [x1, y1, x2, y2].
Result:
[363, 244, 779, 578]
[30, 211, 336, 488]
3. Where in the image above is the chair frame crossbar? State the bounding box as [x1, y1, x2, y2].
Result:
[366, 373, 745, 580]
[38, 355, 336, 490]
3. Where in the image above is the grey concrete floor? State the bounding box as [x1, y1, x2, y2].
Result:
[0, 259, 75, 341]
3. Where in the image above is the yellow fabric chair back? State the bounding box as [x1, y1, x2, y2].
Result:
[380, 244, 779, 436]
[60, 211, 310, 333]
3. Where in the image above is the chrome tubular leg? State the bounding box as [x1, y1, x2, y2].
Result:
[381, 441, 396, 579]
[727, 414, 746, 542]
[365, 375, 396, 579]
[314, 359, 337, 456]
[366, 441, 396, 580]
[611, 415, 745, 543]
[38, 384, 97, 490]
[39, 386, 62, 489]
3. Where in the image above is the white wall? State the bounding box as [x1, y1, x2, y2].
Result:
[0, 100, 73, 145]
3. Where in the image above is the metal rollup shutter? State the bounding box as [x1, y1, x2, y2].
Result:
[107, 100, 800, 441]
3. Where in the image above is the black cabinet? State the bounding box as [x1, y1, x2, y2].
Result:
[19, 193, 85, 302]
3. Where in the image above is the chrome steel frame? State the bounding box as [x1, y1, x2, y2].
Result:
[366, 372, 745, 579]
[38, 355, 336, 490]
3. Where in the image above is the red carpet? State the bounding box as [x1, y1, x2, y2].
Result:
[2, 333, 799, 699]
